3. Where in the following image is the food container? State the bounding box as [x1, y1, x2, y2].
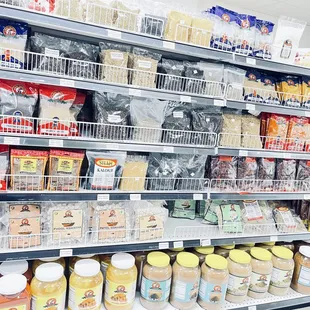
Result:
[193, 246, 215, 265]
[215, 244, 235, 258]
[165, 248, 184, 264]
[0, 260, 32, 283]
[32, 257, 66, 274]
[256, 242, 275, 252]
[236, 243, 255, 254]
[69, 255, 100, 276]
[276, 242, 295, 252]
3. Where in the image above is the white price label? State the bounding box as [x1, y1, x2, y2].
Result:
[206, 192, 211, 200]
[214, 99, 226, 107]
[284, 153, 292, 159]
[248, 306, 256, 310]
[130, 194, 141, 200]
[129, 88, 142, 97]
[173, 241, 183, 248]
[270, 236, 278, 242]
[163, 146, 174, 153]
[45, 47, 59, 57]
[239, 150, 248, 157]
[304, 194, 310, 199]
[246, 104, 256, 111]
[180, 95, 191, 103]
[59, 249, 73, 257]
[60, 79, 75, 87]
[97, 194, 110, 201]
[246, 58, 256, 65]
[105, 143, 120, 150]
[49, 139, 63, 147]
[201, 239, 211, 246]
[107, 29, 122, 39]
[163, 41, 175, 49]
[305, 111, 310, 117]
[193, 193, 203, 200]
[158, 242, 169, 249]
[3, 136, 20, 145]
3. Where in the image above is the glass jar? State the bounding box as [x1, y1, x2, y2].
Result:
[100, 254, 112, 280]
[236, 243, 255, 254]
[226, 249, 252, 303]
[134, 252, 148, 291]
[165, 248, 184, 265]
[0, 274, 30, 310]
[32, 257, 66, 274]
[291, 246, 310, 294]
[276, 242, 294, 252]
[104, 253, 137, 310]
[198, 254, 229, 310]
[269, 246, 294, 296]
[248, 247, 272, 299]
[140, 252, 172, 310]
[0, 260, 32, 283]
[69, 255, 99, 276]
[193, 246, 214, 265]
[69, 259, 103, 310]
[214, 245, 235, 258]
[256, 242, 275, 252]
[170, 252, 201, 310]
[31, 263, 66, 309]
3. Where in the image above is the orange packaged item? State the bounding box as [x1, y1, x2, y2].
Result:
[285, 117, 308, 151]
[304, 122, 310, 152]
[10, 149, 49, 191]
[265, 114, 289, 150]
[48, 149, 85, 191]
[302, 76, 310, 108]
[278, 76, 301, 107]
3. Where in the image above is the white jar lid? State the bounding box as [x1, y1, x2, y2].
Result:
[74, 259, 100, 277]
[35, 263, 64, 282]
[300, 246, 310, 258]
[40, 257, 60, 262]
[77, 254, 95, 259]
[111, 253, 135, 270]
[0, 260, 28, 275]
[0, 274, 27, 295]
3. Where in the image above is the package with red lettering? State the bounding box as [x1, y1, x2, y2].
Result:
[285, 116, 308, 151]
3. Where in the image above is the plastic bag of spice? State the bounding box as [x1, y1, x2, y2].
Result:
[296, 160, 310, 191]
[224, 65, 246, 100]
[275, 159, 297, 191]
[0, 146, 9, 190]
[237, 157, 258, 191]
[241, 114, 262, 149]
[219, 109, 242, 147]
[183, 61, 205, 95]
[257, 158, 275, 191]
[141, 14, 166, 38]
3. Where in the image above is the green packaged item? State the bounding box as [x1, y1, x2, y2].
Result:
[171, 200, 196, 220]
[217, 202, 243, 233]
[196, 200, 206, 218]
[202, 200, 220, 225]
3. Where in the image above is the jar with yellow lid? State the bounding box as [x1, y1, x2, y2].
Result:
[170, 252, 200, 310]
[104, 253, 137, 310]
[276, 242, 294, 252]
[248, 247, 272, 299]
[32, 257, 66, 274]
[193, 246, 214, 265]
[140, 252, 172, 309]
[31, 263, 66, 310]
[69, 259, 103, 310]
[257, 242, 275, 252]
[165, 248, 184, 264]
[69, 255, 100, 276]
[269, 246, 294, 296]
[134, 252, 148, 291]
[214, 245, 235, 258]
[226, 249, 252, 303]
[236, 243, 255, 254]
[198, 254, 229, 310]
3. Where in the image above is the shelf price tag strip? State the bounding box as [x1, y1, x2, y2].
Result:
[107, 29, 122, 39]
[60, 79, 75, 87]
[180, 95, 191, 103]
[129, 88, 142, 97]
[173, 241, 183, 248]
[162, 41, 175, 50]
[201, 239, 211, 246]
[97, 194, 110, 201]
[59, 249, 73, 257]
[3, 136, 20, 145]
[49, 139, 64, 147]
[193, 193, 203, 200]
[158, 242, 169, 250]
[270, 236, 278, 242]
[130, 194, 141, 200]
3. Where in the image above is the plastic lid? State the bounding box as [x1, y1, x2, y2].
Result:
[272, 246, 293, 260]
[194, 246, 214, 255]
[177, 252, 199, 268]
[229, 249, 251, 264]
[170, 248, 184, 252]
[147, 252, 170, 267]
[75, 259, 100, 277]
[40, 257, 61, 262]
[242, 243, 255, 247]
[0, 274, 27, 295]
[261, 242, 276, 246]
[299, 246, 310, 258]
[111, 253, 135, 270]
[0, 260, 28, 275]
[206, 254, 228, 270]
[77, 254, 95, 259]
[250, 247, 272, 261]
[35, 263, 64, 282]
[220, 244, 235, 250]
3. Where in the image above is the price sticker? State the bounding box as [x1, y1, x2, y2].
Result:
[248, 306, 256, 310]
[193, 194, 203, 200]
[214, 99, 226, 107]
[129, 88, 142, 97]
[173, 241, 183, 248]
[305, 111, 310, 117]
[201, 239, 211, 246]
[130, 194, 141, 201]
[304, 194, 310, 199]
[60, 249, 73, 257]
[60, 79, 75, 87]
[49, 139, 63, 147]
[239, 150, 248, 157]
[163, 41, 176, 50]
[97, 194, 110, 201]
[163, 146, 174, 153]
[180, 95, 191, 103]
[246, 58, 256, 65]
[158, 242, 169, 250]
[270, 236, 278, 242]
[246, 104, 256, 111]
[3, 137, 20, 145]
[105, 143, 120, 150]
[107, 29, 122, 39]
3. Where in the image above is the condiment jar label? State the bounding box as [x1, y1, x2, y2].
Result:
[104, 280, 136, 305]
[198, 279, 227, 304]
[270, 267, 293, 288]
[141, 276, 171, 302]
[69, 283, 103, 310]
[297, 266, 310, 287]
[249, 271, 271, 294]
[31, 292, 66, 310]
[173, 280, 199, 303]
[227, 274, 250, 296]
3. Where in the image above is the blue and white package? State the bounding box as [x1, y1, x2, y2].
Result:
[254, 19, 274, 59]
[260, 74, 280, 105]
[244, 69, 263, 103]
[0, 19, 28, 69]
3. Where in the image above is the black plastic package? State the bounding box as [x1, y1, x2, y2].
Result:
[276, 159, 297, 191]
[184, 61, 204, 94]
[237, 157, 258, 190]
[296, 160, 310, 191]
[141, 14, 165, 37]
[257, 158, 276, 190]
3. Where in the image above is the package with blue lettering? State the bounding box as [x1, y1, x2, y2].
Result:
[0, 19, 28, 69]
[253, 19, 274, 59]
[243, 69, 263, 103]
[260, 74, 280, 105]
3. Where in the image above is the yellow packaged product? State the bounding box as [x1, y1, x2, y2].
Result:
[278, 76, 302, 107]
[301, 76, 310, 108]
[189, 17, 213, 47]
[164, 11, 192, 42]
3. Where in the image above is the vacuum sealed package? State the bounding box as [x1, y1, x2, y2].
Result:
[202, 200, 220, 225]
[0, 80, 38, 134]
[189, 16, 213, 47]
[219, 109, 242, 147]
[244, 70, 263, 102]
[164, 11, 192, 42]
[257, 158, 275, 191]
[129, 48, 161, 88]
[278, 75, 302, 107]
[0, 146, 9, 190]
[54, 0, 83, 21]
[241, 200, 267, 227]
[285, 116, 308, 151]
[10, 149, 49, 191]
[85, 150, 126, 190]
[296, 160, 310, 191]
[301, 76, 310, 108]
[272, 204, 296, 233]
[216, 202, 243, 233]
[272, 16, 306, 64]
[260, 74, 280, 105]
[130, 97, 167, 143]
[183, 61, 205, 94]
[99, 42, 131, 84]
[199, 62, 224, 97]
[162, 102, 192, 145]
[85, 0, 115, 26]
[224, 65, 246, 100]
[241, 114, 262, 149]
[141, 14, 166, 38]
[93, 92, 130, 140]
[157, 59, 184, 92]
[0, 19, 28, 69]
[276, 159, 297, 191]
[48, 149, 85, 191]
[253, 19, 275, 59]
[237, 157, 258, 191]
[171, 200, 196, 220]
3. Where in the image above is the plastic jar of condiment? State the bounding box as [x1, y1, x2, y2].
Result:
[69, 259, 103, 310]
[32, 257, 66, 274]
[0, 274, 30, 310]
[193, 246, 214, 265]
[198, 254, 229, 310]
[214, 245, 235, 258]
[236, 243, 255, 254]
[69, 255, 99, 275]
[291, 245, 310, 294]
[170, 252, 201, 310]
[100, 254, 112, 280]
[276, 242, 294, 252]
[226, 249, 252, 303]
[140, 252, 172, 309]
[257, 242, 275, 252]
[293, 240, 310, 254]
[165, 248, 184, 264]
[248, 247, 272, 299]
[31, 263, 66, 309]
[269, 246, 294, 296]
[104, 253, 137, 310]
[134, 252, 148, 291]
[0, 260, 32, 283]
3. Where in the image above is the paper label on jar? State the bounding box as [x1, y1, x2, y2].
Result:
[198, 278, 227, 304]
[227, 274, 250, 296]
[92, 158, 118, 189]
[110, 52, 124, 60]
[1, 305, 27, 310]
[69, 283, 103, 310]
[270, 267, 293, 288]
[32, 291, 66, 310]
[139, 214, 164, 241]
[172, 279, 199, 302]
[297, 265, 310, 287]
[138, 60, 152, 69]
[249, 271, 271, 294]
[141, 276, 171, 302]
[104, 279, 136, 305]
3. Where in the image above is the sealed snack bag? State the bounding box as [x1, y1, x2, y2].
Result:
[265, 114, 289, 150]
[253, 19, 274, 59]
[244, 70, 263, 102]
[285, 116, 308, 151]
[278, 76, 301, 107]
[301, 76, 310, 108]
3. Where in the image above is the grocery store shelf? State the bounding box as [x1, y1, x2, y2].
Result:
[210, 192, 310, 200]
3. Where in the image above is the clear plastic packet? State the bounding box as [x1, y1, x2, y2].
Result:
[296, 160, 310, 191]
[272, 203, 296, 233]
[141, 14, 166, 37]
[220, 109, 242, 147]
[216, 202, 243, 233]
[241, 200, 267, 227]
[276, 159, 297, 191]
[260, 74, 280, 105]
[164, 11, 192, 42]
[0, 146, 9, 190]
[224, 65, 246, 100]
[199, 62, 224, 97]
[189, 15, 213, 48]
[130, 97, 168, 143]
[244, 70, 264, 103]
[183, 61, 205, 94]
[85, 150, 126, 190]
[93, 92, 130, 140]
[54, 0, 85, 21]
[171, 200, 196, 220]
[237, 157, 258, 190]
[202, 200, 220, 225]
[254, 19, 274, 59]
[278, 76, 301, 107]
[85, 0, 115, 27]
[257, 158, 275, 191]
[241, 114, 262, 149]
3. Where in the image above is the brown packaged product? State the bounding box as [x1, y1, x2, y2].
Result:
[285, 116, 308, 151]
[244, 70, 264, 103]
[189, 17, 213, 47]
[164, 11, 192, 42]
[237, 157, 258, 191]
[265, 114, 289, 150]
[241, 114, 262, 149]
[220, 112, 242, 147]
[112, 1, 140, 32]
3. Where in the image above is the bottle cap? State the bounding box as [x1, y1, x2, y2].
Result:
[0, 260, 28, 275]
[0, 274, 27, 295]
[111, 253, 135, 270]
[74, 259, 101, 277]
[36, 263, 64, 282]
